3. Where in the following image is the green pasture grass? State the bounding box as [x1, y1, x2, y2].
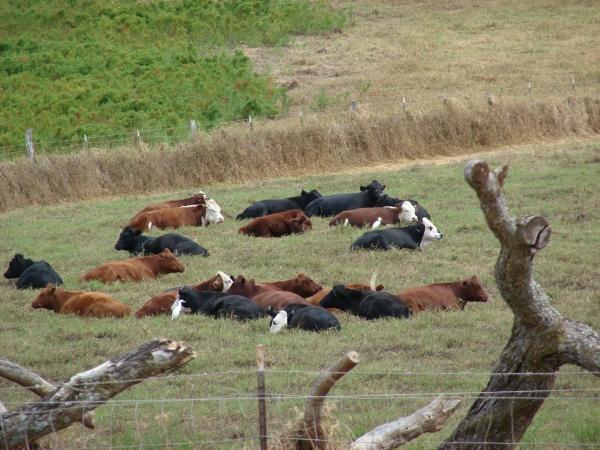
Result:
[0, 139, 599, 448]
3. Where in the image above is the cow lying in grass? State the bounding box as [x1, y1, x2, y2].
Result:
[81, 249, 184, 283]
[351, 218, 443, 251]
[175, 287, 267, 321]
[4, 254, 63, 289]
[236, 189, 322, 219]
[319, 285, 411, 320]
[32, 286, 131, 318]
[329, 201, 418, 228]
[137, 192, 207, 214]
[304, 180, 386, 217]
[397, 276, 489, 312]
[128, 199, 224, 232]
[228, 275, 311, 310]
[268, 303, 340, 333]
[114, 226, 209, 256]
[238, 210, 312, 237]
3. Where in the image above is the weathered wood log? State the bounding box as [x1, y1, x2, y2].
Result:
[0, 339, 195, 450]
[0, 357, 95, 429]
[351, 397, 461, 450]
[439, 161, 600, 449]
[296, 351, 359, 450]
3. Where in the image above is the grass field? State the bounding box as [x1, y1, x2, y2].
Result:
[1, 139, 599, 449]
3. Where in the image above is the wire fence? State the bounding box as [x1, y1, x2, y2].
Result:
[1, 366, 598, 449]
[2, 78, 599, 161]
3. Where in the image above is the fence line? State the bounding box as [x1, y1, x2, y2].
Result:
[1, 79, 599, 159]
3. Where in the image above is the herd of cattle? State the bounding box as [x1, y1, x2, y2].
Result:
[3, 180, 489, 333]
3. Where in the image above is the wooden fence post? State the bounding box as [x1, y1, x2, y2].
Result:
[351, 100, 357, 112]
[136, 128, 142, 147]
[256, 344, 267, 450]
[249, 115, 254, 131]
[190, 120, 198, 140]
[25, 129, 35, 161]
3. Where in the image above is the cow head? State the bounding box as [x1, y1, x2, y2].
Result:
[204, 199, 224, 225]
[114, 227, 142, 252]
[290, 215, 312, 233]
[269, 310, 288, 333]
[4, 254, 34, 279]
[398, 201, 418, 223]
[459, 276, 489, 303]
[360, 180, 386, 203]
[419, 218, 443, 249]
[157, 249, 185, 274]
[319, 285, 362, 310]
[32, 285, 59, 311]
[229, 275, 259, 297]
[300, 189, 322, 205]
[292, 273, 323, 298]
[176, 287, 200, 313]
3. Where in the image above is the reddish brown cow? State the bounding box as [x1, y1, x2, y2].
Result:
[32, 286, 131, 318]
[239, 210, 312, 237]
[128, 204, 207, 232]
[229, 275, 310, 310]
[138, 193, 207, 214]
[81, 249, 184, 284]
[264, 273, 323, 298]
[329, 202, 417, 228]
[307, 283, 385, 306]
[135, 271, 233, 318]
[396, 276, 489, 313]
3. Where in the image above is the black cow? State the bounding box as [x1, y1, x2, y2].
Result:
[319, 285, 411, 320]
[268, 303, 341, 333]
[236, 189, 322, 220]
[375, 195, 431, 220]
[304, 180, 386, 217]
[351, 218, 443, 251]
[114, 227, 209, 256]
[4, 254, 63, 289]
[177, 287, 266, 320]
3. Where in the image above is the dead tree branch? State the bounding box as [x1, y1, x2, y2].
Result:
[0, 339, 195, 450]
[440, 161, 600, 449]
[351, 397, 461, 450]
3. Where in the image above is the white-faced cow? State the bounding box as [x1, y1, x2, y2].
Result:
[268, 303, 340, 333]
[304, 180, 386, 217]
[375, 195, 431, 220]
[351, 218, 443, 251]
[114, 227, 209, 256]
[4, 254, 63, 289]
[236, 189, 322, 220]
[329, 201, 418, 228]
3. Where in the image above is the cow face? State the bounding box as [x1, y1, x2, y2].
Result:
[158, 249, 185, 273]
[461, 276, 489, 302]
[229, 275, 258, 297]
[204, 199, 224, 224]
[419, 218, 443, 249]
[290, 215, 312, 233]
[294, 273, 323, 298]
[398, 201, 418, 223]
[319, 285, 360, 309]
[217, 271, 234, 292]
[176, 288, 198, 313]
[269, 310, 288, 333]
[360, 180, 386, 197]
[4, 254, 33, 279]
[32, 285, 58, 310]
[301, 189, 322, 203]
[114, 227, 142, 252]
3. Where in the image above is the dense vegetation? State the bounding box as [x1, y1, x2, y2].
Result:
[0, 1, 348, 155]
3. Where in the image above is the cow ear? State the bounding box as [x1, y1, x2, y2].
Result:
[49, 284, 57, 293]
[376, 284, 385, 291]
[359, 185, 367, 191]
[462, 280, 468, 286]
[382, 184, 386, 190]
[134, 229, 142, 236]
[301, 189, 308, 196]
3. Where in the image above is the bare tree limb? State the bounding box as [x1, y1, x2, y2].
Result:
[351, 397, 461, 450]
[296, 351, 359, 450]
[0, 339, 195, 450]
[0, 357, 95, 430]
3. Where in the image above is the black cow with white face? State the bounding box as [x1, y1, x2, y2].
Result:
[114, 227, 209, 256]
[351, 218, 443, 251]
[268, 303, 341, 333]
[375, 195, 431, 220]
[319, 285, 411, 320]
[304, 180, 386, 217]
[236, 189, 322, 220]
[4, 254, 63, 289]
[176, 287, 267, 320]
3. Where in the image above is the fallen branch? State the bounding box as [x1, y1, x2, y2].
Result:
[351, 397, 461, 450]
[0, 339, 195, 450]
[0, 357, 95, 430]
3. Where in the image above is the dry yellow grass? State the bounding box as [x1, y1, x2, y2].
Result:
[0, 96, 598, 213]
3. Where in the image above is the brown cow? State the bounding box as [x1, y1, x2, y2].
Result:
[329, 202, 418, 228]
[81, 249, 185, 284]
[396, 276, 489, 312]
[135, 271, 233, 318]
[264, 273, 323, 298]
[138, 193, 207, 214]
[307, 283, 385, 305]
[229, 275, 310, 310]
[128, 204, 206, 232]
[239, 210, 312, 237]
[32, 286, 131, 318]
